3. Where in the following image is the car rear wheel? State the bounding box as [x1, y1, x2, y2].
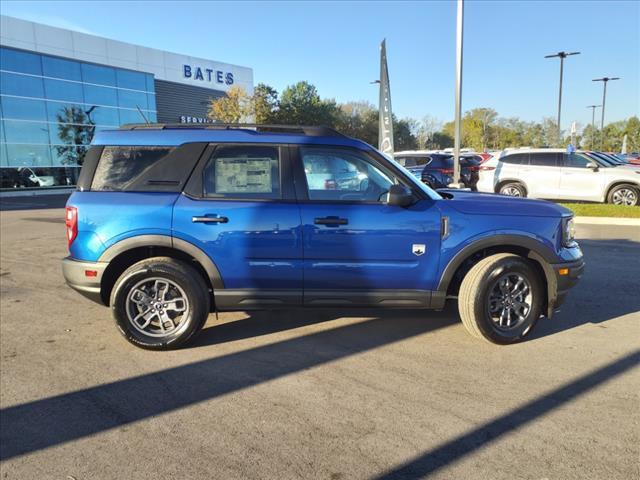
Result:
[499, 182, 526, 197]
[458, 253, 543, 344]
[110, 257, 210, 350]
[607, 184, 639, 206]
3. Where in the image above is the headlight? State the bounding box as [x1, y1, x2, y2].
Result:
[562, 217, 576, 247]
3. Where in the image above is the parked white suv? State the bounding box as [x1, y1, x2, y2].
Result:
[477, 148, 640, 205]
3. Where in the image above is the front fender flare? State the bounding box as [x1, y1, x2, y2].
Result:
[435, 234, 559, 309]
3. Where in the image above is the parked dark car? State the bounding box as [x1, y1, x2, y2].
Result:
[393, 154, 431, 178]
[420, 154, 481, 190]
[394, 152, 481, 190]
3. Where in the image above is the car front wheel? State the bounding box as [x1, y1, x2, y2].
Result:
[607, 184, 639, 206]
[110, 257, 210, 350]
[458, 253, 543, 344]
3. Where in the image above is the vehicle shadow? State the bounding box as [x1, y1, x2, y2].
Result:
[0, 309, 459, 461]
[192, 304, 460, 347]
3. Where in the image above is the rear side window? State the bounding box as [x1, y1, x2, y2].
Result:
[203, 145, 280, 199]
[91, 146, 175, 191]
[502, 153, 528, 165]
[530, 153, 560, 167]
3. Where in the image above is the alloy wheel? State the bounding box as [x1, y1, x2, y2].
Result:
[487, 273, 532, 331]
[612, 188, 637, 206]
[125, 277, 190, 337]
[501, 186, 522, 197]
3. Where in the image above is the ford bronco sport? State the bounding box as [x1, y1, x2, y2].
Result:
[62, 124, 584, 349]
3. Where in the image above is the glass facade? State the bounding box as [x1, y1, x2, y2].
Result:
[0, 46, 157, 189]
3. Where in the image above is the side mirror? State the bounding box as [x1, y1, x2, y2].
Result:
[587, 163, 599, 171]
[387, 184, 414, 207]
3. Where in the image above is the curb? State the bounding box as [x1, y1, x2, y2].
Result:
[574, 216, 640, 226]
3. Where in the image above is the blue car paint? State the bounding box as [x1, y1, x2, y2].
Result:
[299, 199, 442, 290]
[69, 191, 178, 261]
[66, 127, 582, 305]
[172, 195, 303, 289]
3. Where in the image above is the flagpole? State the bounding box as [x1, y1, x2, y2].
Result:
[452, 0, 464, 188]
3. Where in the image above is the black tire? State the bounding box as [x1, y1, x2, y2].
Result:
[458, 253, 543, 344]
[110, 257, 210, 350]
[498, 182, 526, 197]
[498, 182, 527, 198]
[607, 184, 639, 206]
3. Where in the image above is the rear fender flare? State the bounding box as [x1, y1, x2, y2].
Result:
[98, 234, 224, 289]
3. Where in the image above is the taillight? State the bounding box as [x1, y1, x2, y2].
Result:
[437, 168, 454, 174]
[65, 206, 78, 247]
[480, 166, 496, 171]
[324, 179, 337, 190]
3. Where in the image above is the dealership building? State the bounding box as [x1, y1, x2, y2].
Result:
[0, 15, 254, 191]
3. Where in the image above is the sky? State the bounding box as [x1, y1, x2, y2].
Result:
[2, 0, 638, 130]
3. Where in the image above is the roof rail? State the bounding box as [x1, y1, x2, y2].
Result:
[118, 123, 346, 137]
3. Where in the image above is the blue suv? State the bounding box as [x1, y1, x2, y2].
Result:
[62, 124, 584, 349]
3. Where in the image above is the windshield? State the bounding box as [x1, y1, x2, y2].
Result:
[386, 155, 442, 200]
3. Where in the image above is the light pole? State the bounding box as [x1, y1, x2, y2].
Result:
[592, 77, 620, 149]
[451, 0, 464, 188]
[545, 51, 580, 145]
[586, 104, 601, 150]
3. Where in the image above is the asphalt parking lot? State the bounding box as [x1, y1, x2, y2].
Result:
[0, 197, 638, 480]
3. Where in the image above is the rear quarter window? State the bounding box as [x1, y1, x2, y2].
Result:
[92, 147, 174, 191]
[90, 144, 205, 192]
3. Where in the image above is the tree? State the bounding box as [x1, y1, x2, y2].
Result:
[253, 83, 280, 124]
[623, 116, 640, 152]
[463, 108, 498, 151]
[431, 131, 454, 149]
[335, 101, 378, 146]
[207, 86, 252, 123]
[394, 117, 418, 151]
[415, 115, 442, 149]
[278, 81, 340, 126]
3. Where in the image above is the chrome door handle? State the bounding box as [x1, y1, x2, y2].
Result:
[192, 215, 228, 223]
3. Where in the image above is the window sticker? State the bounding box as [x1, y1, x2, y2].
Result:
[215, 157, 273, 193]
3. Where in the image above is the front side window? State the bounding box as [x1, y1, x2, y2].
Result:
[203, 145, 281, 199]
[562, 153, 591, 168]
[301, 147, 395, 202]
